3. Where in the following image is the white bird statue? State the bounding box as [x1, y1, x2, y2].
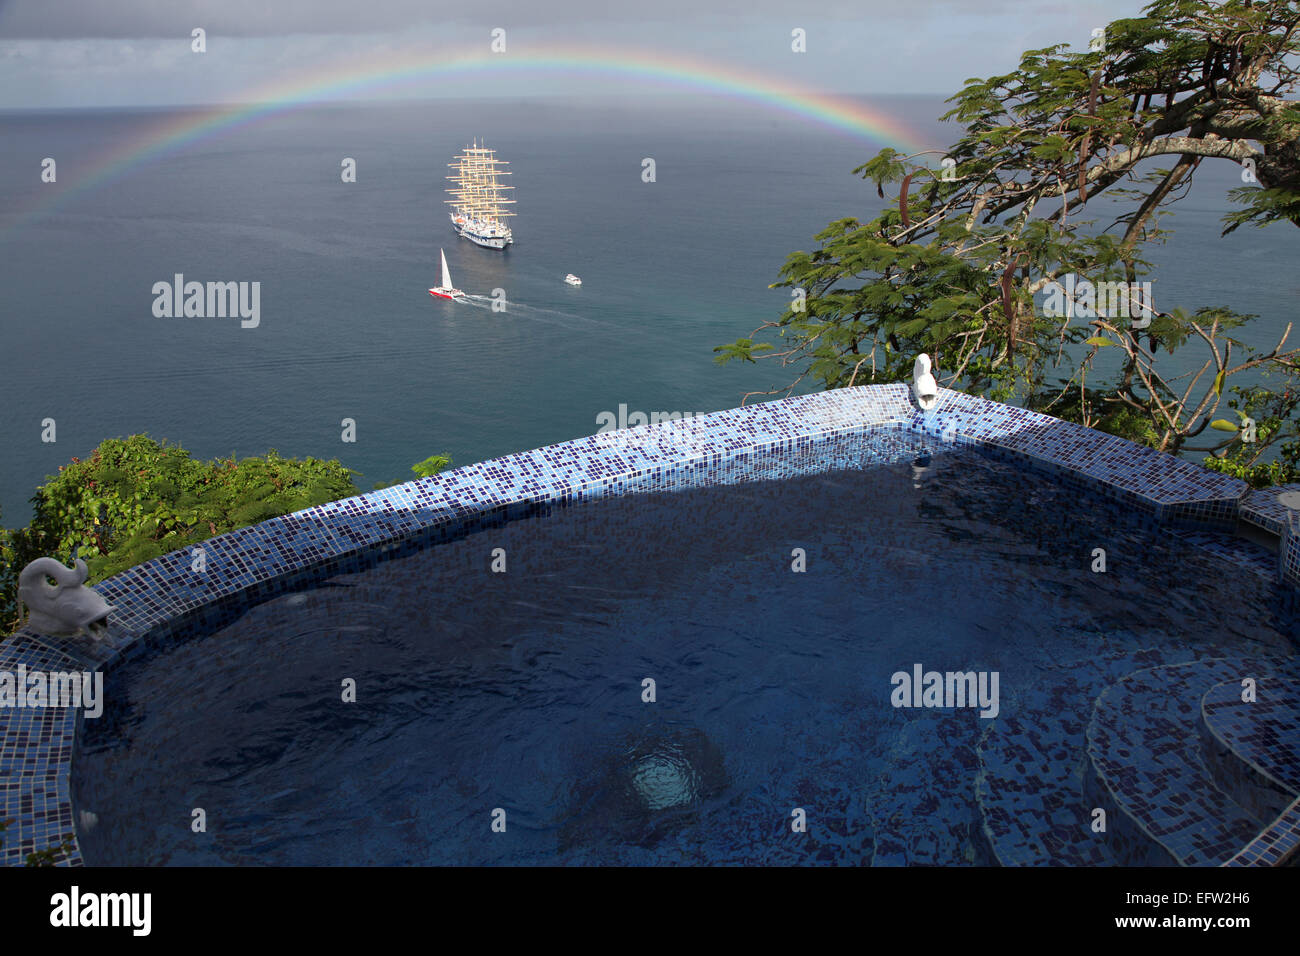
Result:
[912, 354, 939, 411]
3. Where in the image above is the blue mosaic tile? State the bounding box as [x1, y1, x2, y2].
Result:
[1224, 794, 1300, 866]
[909, 391, 1246, 519]
[0, 636, 83, 867]
[1240, 483, 1300, 537]
[1171, 530, 1277, 578]
[1087, 657, 1297, 866]
[1201, 676, 1300, 825]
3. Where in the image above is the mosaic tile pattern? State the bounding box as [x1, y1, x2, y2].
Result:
[977, 646, 1179, 867]
[1086, 657, 1296, 867]
[908, 389, 1246, 526]
[0, 635, 83, 866]
[1239, 483, 1300, 590]
[1170, 530, 1277, 579]
[1, 383, 1294, 866]
[1224, 794, 1300, 866]
[1281, 523, 1300, 589]
[1201, 677, 1300, 824]
[1240, 482, 1300, 537]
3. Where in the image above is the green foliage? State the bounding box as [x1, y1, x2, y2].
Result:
[712, 338, 774, 365]
[1223, 186, 1300, 234]
[2, 813, 75, 865]
[1201, 383, 1300, 487]
[1036, 386, 1163, 447]
[412, 454, 453, 479]
[0, 509, 17, 635]
[718, 0, 1300, 482]
[1, 436, 362, 634]
[372, 452, 455, 489]
[2, 804, 73, 864]
[25, 838, 76, 867]
[1, 437, 455, 639]
[1203, 451, 1300, 487]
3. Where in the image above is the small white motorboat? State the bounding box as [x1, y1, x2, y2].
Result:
[564, 273, 582, 286]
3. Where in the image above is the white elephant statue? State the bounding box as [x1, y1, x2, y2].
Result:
[17, 557, 115, 641]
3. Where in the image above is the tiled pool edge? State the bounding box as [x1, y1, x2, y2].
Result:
[1225, 794, 1300, 866]
[3, 383, 1296, 867]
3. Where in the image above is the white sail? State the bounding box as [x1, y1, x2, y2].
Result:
[440, 249, 452, 290]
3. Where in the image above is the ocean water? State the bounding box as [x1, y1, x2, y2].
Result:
[1, 95, 1297, 523]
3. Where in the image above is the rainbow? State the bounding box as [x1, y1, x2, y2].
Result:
[5, 43, 936, 233]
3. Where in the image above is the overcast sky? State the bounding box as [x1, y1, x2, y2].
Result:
[0, 0, 1150, 108]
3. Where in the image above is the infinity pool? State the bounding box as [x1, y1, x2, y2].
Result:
[71, 438, 1298, 865]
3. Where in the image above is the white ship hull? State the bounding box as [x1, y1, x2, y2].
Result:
[449, 213, 512, 250]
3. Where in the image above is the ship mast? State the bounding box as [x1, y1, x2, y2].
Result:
[445, 139, 515, 224]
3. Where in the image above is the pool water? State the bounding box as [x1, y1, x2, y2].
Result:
[72, 442, 1298, 865]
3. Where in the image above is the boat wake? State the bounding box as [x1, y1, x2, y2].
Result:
[456, 295, 598, 328]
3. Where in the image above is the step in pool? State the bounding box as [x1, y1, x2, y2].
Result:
[1086, 658, 1292, 866]
[1201, 676, 1300, 825]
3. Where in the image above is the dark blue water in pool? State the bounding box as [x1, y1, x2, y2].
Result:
[72, 440, 1299, 865]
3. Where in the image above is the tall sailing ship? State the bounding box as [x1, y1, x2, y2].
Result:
[445, 141, 514, 249]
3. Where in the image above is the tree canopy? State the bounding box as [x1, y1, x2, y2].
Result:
[717, 0, 1300, 483]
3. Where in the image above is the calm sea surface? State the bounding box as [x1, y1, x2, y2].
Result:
[2, 95, 1297, 522]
